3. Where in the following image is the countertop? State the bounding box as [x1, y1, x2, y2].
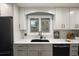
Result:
[14, 38, 79, 44]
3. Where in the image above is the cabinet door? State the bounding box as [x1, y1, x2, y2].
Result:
[54, 8, 70, 29]
[39, 44, 52, 56]
[19, 8, 27, 30]
[14, 49, 28, 56]
[70, 44, 78, 56]
[70, 8, 79, 29]
[40, 50, 52, 56]
[28, 50, 38, 56]
[14, 44, 28, 56]
[0, 4, 13, 16]
[28, 44, 52, 56]
[28, 44, 40, 56]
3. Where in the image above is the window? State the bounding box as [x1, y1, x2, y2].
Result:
[30, 18, 39, 32]
[29, 15, 52, 33]
[41, 18, 50, 32]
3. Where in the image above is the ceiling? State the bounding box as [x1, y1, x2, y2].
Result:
[16, 3, 79, 7]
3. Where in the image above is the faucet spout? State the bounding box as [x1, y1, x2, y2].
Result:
[38, 31, 43, 39]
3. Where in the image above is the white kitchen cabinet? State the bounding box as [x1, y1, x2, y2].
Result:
[70, 8, 79, 29]
[0, 3, 13, 16]
[54, 8, 70, 29]
[28, 44, 52, 56]
[14, 44, 28, 56]
[70, 44, 78, 56]
[19, 8, 27, 30]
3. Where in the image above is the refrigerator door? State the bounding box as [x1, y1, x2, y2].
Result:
[0, 17, 13, 56]
[0, 51, 12, 56]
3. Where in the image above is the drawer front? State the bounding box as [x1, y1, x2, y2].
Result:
[28, 44, 52, 50]
[28, 44, 41, 50]
[70, 52, 78, 56]
[40, 44, 52, 50]
[14, 44, 28, 50]
[14, 49, 28, 56]
[70, 44, 78, 56]
[14, 44, 28, 56]
[70, 44, 78, 47]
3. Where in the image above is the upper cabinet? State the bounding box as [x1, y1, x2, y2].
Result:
[19, 8, 27, 30]
[70, 8, 79, 29]
[19, 7, 79, 30]
[0, 3, 13, 16]
[54, 8, 70, 29]
[19, 8, 55, 31]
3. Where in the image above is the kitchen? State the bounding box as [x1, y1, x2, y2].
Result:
[0, 3, 79, 56]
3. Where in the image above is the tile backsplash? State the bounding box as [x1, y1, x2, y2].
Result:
[54, 30, 79, 39]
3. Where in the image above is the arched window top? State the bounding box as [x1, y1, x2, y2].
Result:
[26, 12, 54, 16]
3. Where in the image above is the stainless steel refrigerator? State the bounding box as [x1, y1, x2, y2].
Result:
[0, 17, 13, 56]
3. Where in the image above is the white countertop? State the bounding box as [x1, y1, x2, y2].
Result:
[14, 38, 79, 44]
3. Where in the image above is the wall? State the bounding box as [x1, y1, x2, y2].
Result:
[19, 7, 56, 39]
[13, 4, 21, 42]
[0, 3, 13, 16]
[19, 7, 79, 40]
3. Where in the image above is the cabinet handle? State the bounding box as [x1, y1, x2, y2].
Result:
[38, 50, 42, 56]
[39, 52, 42, 56]
[38, 51, 39, 56]
[75, 24, 78, 28]
[63, 24, 65, 28]
[17, 50, 23, 51]
[19, 24, 20, 29]
[61, 24, 65, 28]
[72, 50, 78, 52]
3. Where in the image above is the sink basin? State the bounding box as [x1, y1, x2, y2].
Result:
[31, 39, 49, 42]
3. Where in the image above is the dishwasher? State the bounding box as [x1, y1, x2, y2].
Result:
[53, 44, 70, 56]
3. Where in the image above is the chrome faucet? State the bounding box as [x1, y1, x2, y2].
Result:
[38, 31, 43, 39]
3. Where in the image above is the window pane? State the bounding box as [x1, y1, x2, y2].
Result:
[41, 18, 50, 32]
[30, 18, 39, 32]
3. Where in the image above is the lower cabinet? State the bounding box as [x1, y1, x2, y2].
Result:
[14, 44, 79, 56]
[14, 44, 52, 56]
[28, 44, 52, 56]
[14, 44, 28, 56]
[70, 44, 78, 56]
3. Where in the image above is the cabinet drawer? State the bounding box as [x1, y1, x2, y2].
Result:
[28, 44, 52, 51]
[70, 52, 78, 56]
[70, 44, 78, 47]
[40, 44, 52, 50]
[14, 49, 28, 56]
[14, 44, 28, 49]
[28, 44, 43, 50]
[14, 44, 28, 56]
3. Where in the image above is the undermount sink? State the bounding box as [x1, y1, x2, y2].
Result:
[31, 39, 49, 42]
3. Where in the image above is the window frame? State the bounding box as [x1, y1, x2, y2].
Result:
[27, 15, 53, 35]
[30, 18, 39, 32]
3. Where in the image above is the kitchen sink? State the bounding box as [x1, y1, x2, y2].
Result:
[31, 39, 49, 42]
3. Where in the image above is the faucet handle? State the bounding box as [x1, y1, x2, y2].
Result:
[38, 31, 42, 35]
[44, 36, 46, 40]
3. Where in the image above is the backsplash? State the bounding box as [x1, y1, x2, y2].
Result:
[20, 30, 53, 39]
[54, 30, 79, 39]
